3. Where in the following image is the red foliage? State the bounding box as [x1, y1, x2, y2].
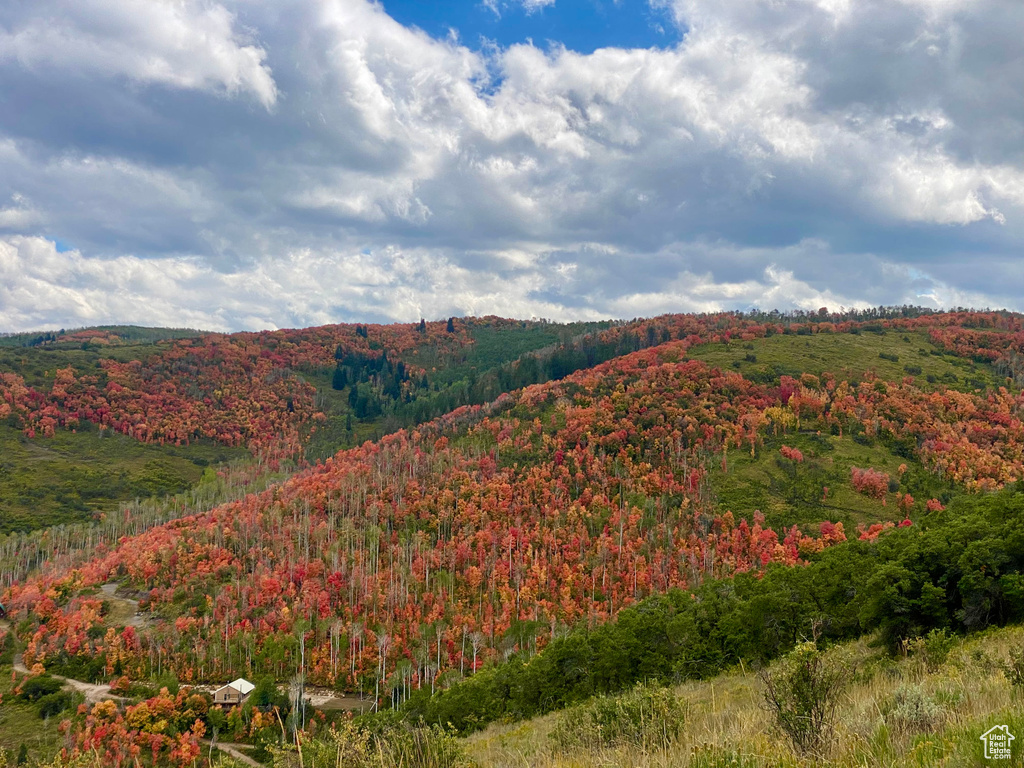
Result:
[6, 344, 851, 699]
[10, 308, 1024, 716]
[0, 318, 480, 461]
[850, 466, 890, 501]
[779, 445, 804, 463]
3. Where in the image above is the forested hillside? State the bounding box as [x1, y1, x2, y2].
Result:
[0, 317, 611, 533]
[3, 308, 1024, 767]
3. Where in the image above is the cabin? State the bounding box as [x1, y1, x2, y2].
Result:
[212, 678, 255, 706]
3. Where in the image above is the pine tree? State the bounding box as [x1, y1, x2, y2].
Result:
[332, 365, 347, 390]
[447, 317, 455, 333]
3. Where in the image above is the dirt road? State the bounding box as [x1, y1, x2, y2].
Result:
[12, 656, 122, 704]
[202, 740, 262, 767]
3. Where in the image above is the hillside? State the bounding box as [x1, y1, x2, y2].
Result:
[0, 318, 611, 532]
[3, 308, 1024, 766]
[464, 625, 1024, 768]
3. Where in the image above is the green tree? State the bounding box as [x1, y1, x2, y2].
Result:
[332, 365, 347, 390]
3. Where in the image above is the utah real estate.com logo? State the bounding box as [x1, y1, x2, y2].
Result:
[980, 725, 1015, 760]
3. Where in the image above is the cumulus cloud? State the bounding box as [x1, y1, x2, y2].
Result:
[0, 234, 1004, 333]
[0, 0, 1022, 332]
[0, 0, 277, 107]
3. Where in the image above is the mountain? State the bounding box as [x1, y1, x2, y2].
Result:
[3, 308, 1024, 766]
[0, 317, 611, 533]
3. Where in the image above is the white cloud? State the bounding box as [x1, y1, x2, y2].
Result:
[0, 0, 1023, 331]
[5, 235, 1017, 335]
[0, 0, 277, 107]
[0, 193, 39, 230]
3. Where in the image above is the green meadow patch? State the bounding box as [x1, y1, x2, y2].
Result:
[712, 432, 958, 531]
[0, 424, 245, 533]
[689, 330, 1000, 392]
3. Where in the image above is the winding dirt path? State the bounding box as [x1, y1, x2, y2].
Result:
[12, 656, 122, 704]
[201, 740, 262, 767]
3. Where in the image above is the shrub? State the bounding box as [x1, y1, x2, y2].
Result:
[36, 691, 75, 719]
[760, 642, 849, 757]
[295, 719, 373, 768]
[1004, 644, 1024, 688]
[884, 685, 942, 734]
[550, 683, 685, 752]
[358, 711, 472, 768]
[910, 628, 956, 673]
[17, 675, 63, 702]
[851, 467, 890, 500]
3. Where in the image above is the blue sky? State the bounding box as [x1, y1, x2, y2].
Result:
[382, 0, 680, 54]
[0, 0, 1023, 332]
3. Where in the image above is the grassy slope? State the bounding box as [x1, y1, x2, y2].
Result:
[712, 432, 956, 531]
[0, 330, 246, 533]
[689, 329, 991, 532]
[0, 424, 246, 534]
[465, 626, 1024, 768]
[688, 329, 1000, 392]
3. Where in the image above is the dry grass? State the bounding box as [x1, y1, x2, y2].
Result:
[465, 628, 1024, 768]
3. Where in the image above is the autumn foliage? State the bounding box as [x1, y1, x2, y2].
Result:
[7, 308, 1024, 763]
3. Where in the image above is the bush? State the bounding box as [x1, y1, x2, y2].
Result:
[884, 685, 942, 734]
[913, 628, 956, 673]
[550, 683, 684, 752]
[760, 642, 849, 757]
[37, 691, 75, 719]
[1004, 644, 1024, 688]
[295, 718, 372, 767]
[377, 724, 470, 768]
[18, 675, 63, 702]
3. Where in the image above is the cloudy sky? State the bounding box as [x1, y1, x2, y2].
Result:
[0, 0, 1022, 332]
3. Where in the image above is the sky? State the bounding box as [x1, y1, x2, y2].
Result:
[0, 0, 1022, 333]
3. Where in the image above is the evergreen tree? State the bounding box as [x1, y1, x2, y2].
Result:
[447, 317, 455, 333]
[332, 365, 347, 390]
